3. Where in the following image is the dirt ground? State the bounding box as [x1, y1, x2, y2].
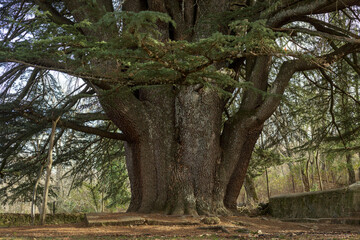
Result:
[0, 213, 359, 239]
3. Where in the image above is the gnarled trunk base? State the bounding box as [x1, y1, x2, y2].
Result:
[99, 86, 263, 216]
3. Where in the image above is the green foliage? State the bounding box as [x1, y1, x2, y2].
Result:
[0, 67, 130, 209]
[0, 7, 287, 92]
[121, 11, 176, 40]
[248, 147, 289, 178]
[230, 19, 285, 53]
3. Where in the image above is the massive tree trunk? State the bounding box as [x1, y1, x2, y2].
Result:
[99, 84, 264, 215]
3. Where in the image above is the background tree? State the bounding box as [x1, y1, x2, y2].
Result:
[0, 68, 129, 215]
[1, 0, 360, 216]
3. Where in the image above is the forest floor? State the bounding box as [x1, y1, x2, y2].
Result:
[0, 213, 359, 239]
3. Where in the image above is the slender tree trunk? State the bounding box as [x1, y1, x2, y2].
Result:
[89, 185, 99, 212]
[244, 174, 258, 206]
[31, 164, 44, 225]
[265, 168, 271, 200]
[323, 159, 330, 188]
[40, 117, 60, 225]
[301, 159, 311, 192]
[309, 153, 315, 189]
[101, 188, 105, 213]
[31, 140, 43, 224]
[54, 146, 63, 214]
[288, 163, 296, 193]
[315, 151, 323, 191]
[346, 153, 356, 185]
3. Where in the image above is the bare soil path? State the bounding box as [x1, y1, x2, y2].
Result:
[0, 213, 359, 239]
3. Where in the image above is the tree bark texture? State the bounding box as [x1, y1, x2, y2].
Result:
[99, 84, 265, 215]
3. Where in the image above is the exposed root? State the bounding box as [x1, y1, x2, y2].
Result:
[214, 207, 232, 216]
[212, 201, 232, 216]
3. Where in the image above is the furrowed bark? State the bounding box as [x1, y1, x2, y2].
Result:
[224, 127, 262, 210]
[173, 86, 223, 215]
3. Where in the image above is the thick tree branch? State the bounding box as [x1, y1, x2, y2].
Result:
[33, 0, 74, 25]
[267, 0, 360, 27]
[123, 0, 148, 12]
[0, 57, 116, 89]
[13, 68, 40, 104]
[20, 109, 127, 141]
[97, 87, 147, 142]
[1, 57, 67, 75]
[98, 0, 115, 12]
[273, 27, 360, 44]
[11, 102, 127, 141]
[312, 0, 360, 14]
[56, 119, 127, 141]
[293, 16, 360, 39]
[0, 64, 26, 85]
[251, 42, 360, 126]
